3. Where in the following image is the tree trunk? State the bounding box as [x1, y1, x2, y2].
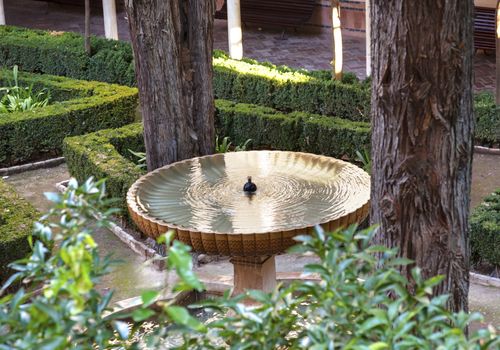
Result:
[331, 0, 343, 80]
[84, 0, 91, 55]
[370, 0, 473, 312]
[124, 0, 215, 171]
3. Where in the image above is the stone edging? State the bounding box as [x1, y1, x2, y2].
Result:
[474, 145, 500, 155]
[0, 157, 65, 176]
[470, 272, 500, 289]
[55, 179, 165, 270]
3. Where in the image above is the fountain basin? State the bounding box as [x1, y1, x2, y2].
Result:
[127, 151, 370, 257]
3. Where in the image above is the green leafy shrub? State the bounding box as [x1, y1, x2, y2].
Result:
[0, 69, 138, 166]
[2, 25, 499, 141]
[0, 26, 135, 86]
[474, 93, 500, 146]
[165, 226, 499, 349]
[0, 178, 38, 283]
[212, 50, 371, 122]
[470, 188, 500, 269]
[1, 180, 498, 349]
[0, 26, 370, 122]
[63, 100, 371, 216]
[0, 65, 49, 113]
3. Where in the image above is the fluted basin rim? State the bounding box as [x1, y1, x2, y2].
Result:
[127, 151, 371, 236]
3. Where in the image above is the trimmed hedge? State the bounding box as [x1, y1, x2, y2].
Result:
[3, 25, 500, 138]
[470, 188, 500, 268]
[474, 93, 500, 146]
[0, 26, 370, 122]
[0, 179, 38, 283]
[0, 26, 135, 86]
[63, 99, 371, 215]
[0, 69, 138, 166]
[212, 51, 370, 122]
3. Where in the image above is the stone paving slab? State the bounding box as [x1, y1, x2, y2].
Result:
[4, 0, 496, 91]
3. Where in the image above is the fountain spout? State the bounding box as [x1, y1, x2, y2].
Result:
[243, 176, 257, 193]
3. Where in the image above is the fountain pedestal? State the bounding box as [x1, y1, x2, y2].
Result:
[230, 255, 277, 295]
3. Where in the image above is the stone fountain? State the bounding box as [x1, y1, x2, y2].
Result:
[127, 151, 370, 294]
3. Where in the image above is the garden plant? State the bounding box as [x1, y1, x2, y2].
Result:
[0, 179, 498, 349]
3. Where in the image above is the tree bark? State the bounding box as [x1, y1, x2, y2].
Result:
[370, 0, 473, 312]
[124, 0, 215, 171]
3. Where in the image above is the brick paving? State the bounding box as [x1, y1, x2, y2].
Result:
[3, 0, 496, 91]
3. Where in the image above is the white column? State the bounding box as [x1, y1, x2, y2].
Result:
[227, 0, 243, 60]
[365, 0, 371, 77]
[102, 0, 118, 40]
[0, 0, 6, 26]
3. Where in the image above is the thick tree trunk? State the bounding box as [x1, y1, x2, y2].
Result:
[370, 0, 474, 312]
[124, 0, 215, 171]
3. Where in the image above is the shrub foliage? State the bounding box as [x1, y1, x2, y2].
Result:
[0, 179, 498, 349]
[471, 188, 500, 269]
[0, 69, 138, 166]
[0, 178, 38, 283]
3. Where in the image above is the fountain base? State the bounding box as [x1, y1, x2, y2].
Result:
[230, 255, 277, 295]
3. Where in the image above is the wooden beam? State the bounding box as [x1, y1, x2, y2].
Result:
[0, 0, 6, 26]
[365, 0, 371, 77]
[85, 0, 91, 54]
[496, 0, 500, 104]
[227, 0, 243, 59]
[102, 0, 118, 40]
[331, 0, 343, 80]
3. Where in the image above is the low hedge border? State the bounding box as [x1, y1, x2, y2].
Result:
[63, 99, 371, 216]
[0, 69, 138, 166]
[2, 25, 499, 141]
[0, 179, 38, 283]
[474, 93, 500, 147]
[470, 188, 500, 268]
[0, 26, 370, 122]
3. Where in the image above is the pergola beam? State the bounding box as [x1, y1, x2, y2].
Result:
[365, 0, 371, 77]
[496, 0, 500, 104]
[0, 0, 6, 26]
[227, 0, 243, 59]
[102, 0, 118, 40]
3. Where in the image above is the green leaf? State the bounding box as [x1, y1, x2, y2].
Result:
[141, 290, 159, 308]
[132, 308, 156, 322]
[166, 306, 207, 332]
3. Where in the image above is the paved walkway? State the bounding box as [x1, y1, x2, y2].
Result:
[3, 0, 496, 91]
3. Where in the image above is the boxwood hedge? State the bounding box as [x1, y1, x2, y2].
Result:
[0, 25, 370, 122]
[0, 69, 138, 167]
[470, 188, 500, 268]
[474, 93, 500, 147]
[63, 99, 371, 215]
[0, 179, 38, 283]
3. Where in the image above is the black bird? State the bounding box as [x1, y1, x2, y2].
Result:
[243, 176, 257, 193]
